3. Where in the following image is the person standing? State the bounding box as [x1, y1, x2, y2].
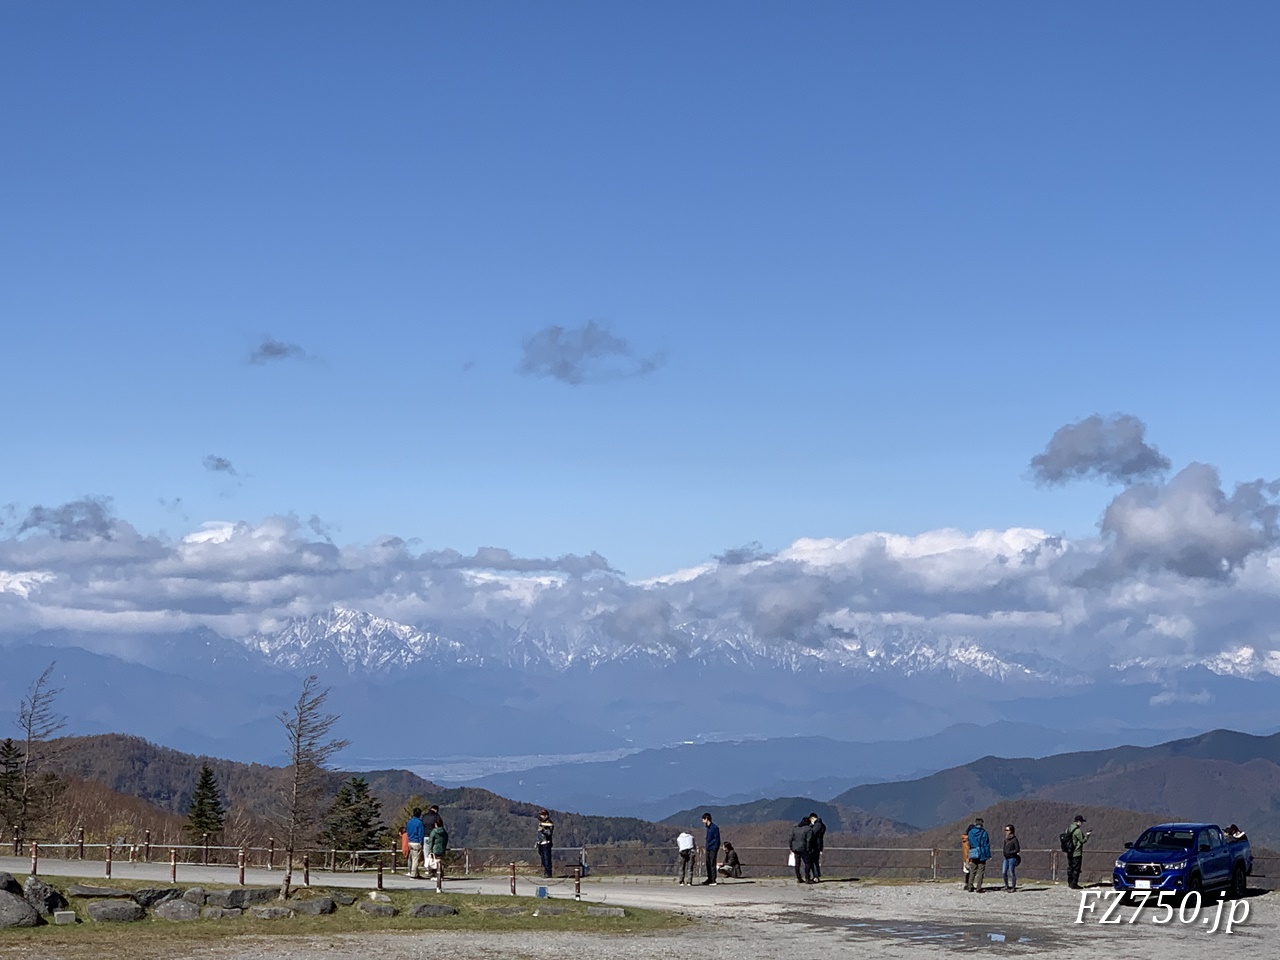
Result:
[536, 809, 554, 878]
[427, 815, 449, 884]
[405, 807, 426, 879]
[701, 813, 721, 885]
[966, 818, 991, 893]
[790, 816, 815, 884]
[1066, 815, 1090, 890]
[808, 813, 827, 882]
[962, 824, 974, 890]
[676, 830, 696, 884]
[1002, 824, 1021, 892]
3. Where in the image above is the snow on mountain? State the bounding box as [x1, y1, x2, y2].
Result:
[241, 607, 472, 673]
[1201, 646, 1280, 679]
[239, 606, 1067, 682]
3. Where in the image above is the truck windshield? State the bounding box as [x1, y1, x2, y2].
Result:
[1133, 829, 1195, 852]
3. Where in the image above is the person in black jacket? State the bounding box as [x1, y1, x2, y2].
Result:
[536, 809, 554, 878]
[1001, 824, 1021, 892]
[789, 817, 815, 884]
[808, 813, 827, 882]
[718, 841, 742, 879]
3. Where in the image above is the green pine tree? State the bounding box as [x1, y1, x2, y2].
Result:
[185, 763, 226, 840]
[320, 777, 385, 852]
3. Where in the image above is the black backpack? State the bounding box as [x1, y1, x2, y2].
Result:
[1059, 831, 1073, 854]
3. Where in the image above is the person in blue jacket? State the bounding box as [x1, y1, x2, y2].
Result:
[966, 818, 992, 893]
[700, 813, 721, 885]
[405, 807, 426, 879]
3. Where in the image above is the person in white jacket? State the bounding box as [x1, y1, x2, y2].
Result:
[676, 830, 696, 884]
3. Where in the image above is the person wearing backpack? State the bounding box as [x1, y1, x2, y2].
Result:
[1064, 815, 1090, 889]
[966, 818, 991, 893]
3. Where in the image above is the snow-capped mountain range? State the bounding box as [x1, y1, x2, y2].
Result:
[241, 607, 1280, 684]
[240, 606, 1071, 682]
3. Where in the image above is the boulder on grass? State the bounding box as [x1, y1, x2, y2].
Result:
[202, 906, 242, 919]
[86, 900, 145, 922]
[68, 884, 132, 899]
[132, 887, 181, 908]
[24, 877, 68, 915]
[154, 899, 200, 921]
[409, 903, 458, 918]
[290, 897, 336, 916]
[0, 873, 23, 897]
[182, 887, 206, 904]
[332, 892, 357, 906]
[250, 905, 294, 920]
[0, 891, 41, 928]
[357, 901, 397, 917]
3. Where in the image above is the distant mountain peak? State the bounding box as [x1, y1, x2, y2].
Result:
[241, 607, 468, 673]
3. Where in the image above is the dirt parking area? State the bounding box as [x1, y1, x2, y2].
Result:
[3, 874, 1273, 959]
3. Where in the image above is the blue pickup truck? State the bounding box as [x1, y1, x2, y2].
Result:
[1113, 823, 1251, 899]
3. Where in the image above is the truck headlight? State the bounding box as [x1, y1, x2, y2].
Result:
[1115, 860, 1125, 869]
[1167, 860, 1186, 871]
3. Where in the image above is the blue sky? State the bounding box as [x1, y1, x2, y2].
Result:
[3, 0, 1279, 578]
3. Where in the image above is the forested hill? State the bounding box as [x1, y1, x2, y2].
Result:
[50, 733, 670, 848]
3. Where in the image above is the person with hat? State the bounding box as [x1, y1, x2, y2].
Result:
[1066, 815, 1091, 889]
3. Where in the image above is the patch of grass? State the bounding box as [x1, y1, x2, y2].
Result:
[0, 878, 690, 958]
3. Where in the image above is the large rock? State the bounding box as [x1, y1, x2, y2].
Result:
[202, 906, 243, 919]
[331, 892, 357, 906]
[86, 899, 145, 922]
[0, 873, 23, 898]
[182, 887, 206, 904]
[290, 897, 336, 916]
[409, 902, 458, 918]
[249, 905, 294, 920]
[132, 887, 181, 908]
[586, 906, 625, 917]
[205, 888, 275, 909]
[0, 890, 41, 928]
[357, 901, 397, 917]
[153, 899, 200, 921]
[23, 877, 68, 915]
[68, 884, 133, 899]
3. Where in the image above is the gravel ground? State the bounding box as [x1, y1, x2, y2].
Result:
[2, 866, 1272, 959]
[178, 880, 1275, 960]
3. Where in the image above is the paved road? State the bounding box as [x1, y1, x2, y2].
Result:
[2, 856, 1274, 959]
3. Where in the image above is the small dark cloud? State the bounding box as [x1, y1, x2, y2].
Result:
[519, 320, 666, 386]
[462, 360, 477, 373]
[1031, 414, 1170, 486]
[202, 455, 238, 476]
[17, 497, 116, 541]
[308, 515, 337, 544]
[248, 335, 309, 365]
[715, 542, 774, 565]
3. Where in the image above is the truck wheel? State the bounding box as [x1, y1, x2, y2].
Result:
[1182, 873, 1202, 905]
[1229, 865, 1246, 899]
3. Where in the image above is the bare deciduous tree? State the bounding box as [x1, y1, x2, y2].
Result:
[277, 675, 348, 898]
[15, 662, 66, 838]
